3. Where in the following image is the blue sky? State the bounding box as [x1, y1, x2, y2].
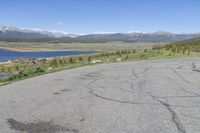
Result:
[0, 0, 200, 34]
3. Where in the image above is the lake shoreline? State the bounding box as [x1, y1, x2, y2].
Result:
[0, 47, 84, 52]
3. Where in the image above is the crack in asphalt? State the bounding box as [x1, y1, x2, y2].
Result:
[132, 70, 139, 79]
[88, 90, 146, 105]
[85, 80, 151, 105]
[83, 65, 197, 132]
[158, 101, 186, 133]
[171, 69, 191, 84]
[132, 67, 149, 79]
[84, 69, 149, 105]
[177, 65, 183, 69]
[87, 79, 100, 86]
[116, 87, 135, 94]
[192, 63, 200, 72]
[142, 67, 150, 74]
[148, 93, 186, 133]
[192, 69, 200, 72]
[87, 85, 200, 108]
[83, 67, 159, 106]
[192, 63, 196, 70]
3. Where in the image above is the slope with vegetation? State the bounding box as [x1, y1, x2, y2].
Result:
[153, 37, 200, 53]
[1, 46, 200, 86]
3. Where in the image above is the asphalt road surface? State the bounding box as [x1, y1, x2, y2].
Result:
[1, 59, 200, 133]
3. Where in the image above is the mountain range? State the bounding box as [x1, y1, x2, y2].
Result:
[1, 26, 200, 43]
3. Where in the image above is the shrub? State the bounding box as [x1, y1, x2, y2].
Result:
[125, 55, 129, 60]
[88, 56, 92, 62]
[0, 68, 5, 72]
[187, 50, 191, 55]
[63, 58, 68, 64]
[69, 58, 74, 64]
[144, 49, 148, 53]
[58, 59, 64, 65]
[31, 67, 45, 73]
[132, 49, 136, 54]
[50, 59, 58, 66]
[78, 56, 84, 61]
[182, 48, 186, 54]
[171, 45, 177, 53]
[13, 71, 23, 79]
[139, 54, 147, 59]
[15, 65, 20, 71]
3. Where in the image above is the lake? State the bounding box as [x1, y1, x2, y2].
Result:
[0, 49, 94, 62]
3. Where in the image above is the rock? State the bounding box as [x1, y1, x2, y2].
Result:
[116, 58, 122, 62]
[91, 60, 102, 64]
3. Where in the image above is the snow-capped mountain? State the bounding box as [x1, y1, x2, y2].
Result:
[0, 26, 78, 38]
[1, 25, 200, 43]
[0, 26, 20, 32]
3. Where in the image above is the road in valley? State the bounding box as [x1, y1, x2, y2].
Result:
[1, 59, 200, 133]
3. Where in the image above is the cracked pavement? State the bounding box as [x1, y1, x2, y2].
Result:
[1, 59, 200, 133]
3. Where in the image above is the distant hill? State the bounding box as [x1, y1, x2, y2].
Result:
[1, 26, 200, 43]
[75, 32, 200, 43]
[156, 37, 200, 52]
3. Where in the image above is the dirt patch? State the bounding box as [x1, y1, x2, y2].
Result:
[7, 118, 79, 133]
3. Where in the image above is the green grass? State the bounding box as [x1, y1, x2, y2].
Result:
[1, 49, 200, 86]
[0, 62, 96, 86]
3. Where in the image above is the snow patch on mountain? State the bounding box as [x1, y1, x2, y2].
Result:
[0, 26, 78, 38]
